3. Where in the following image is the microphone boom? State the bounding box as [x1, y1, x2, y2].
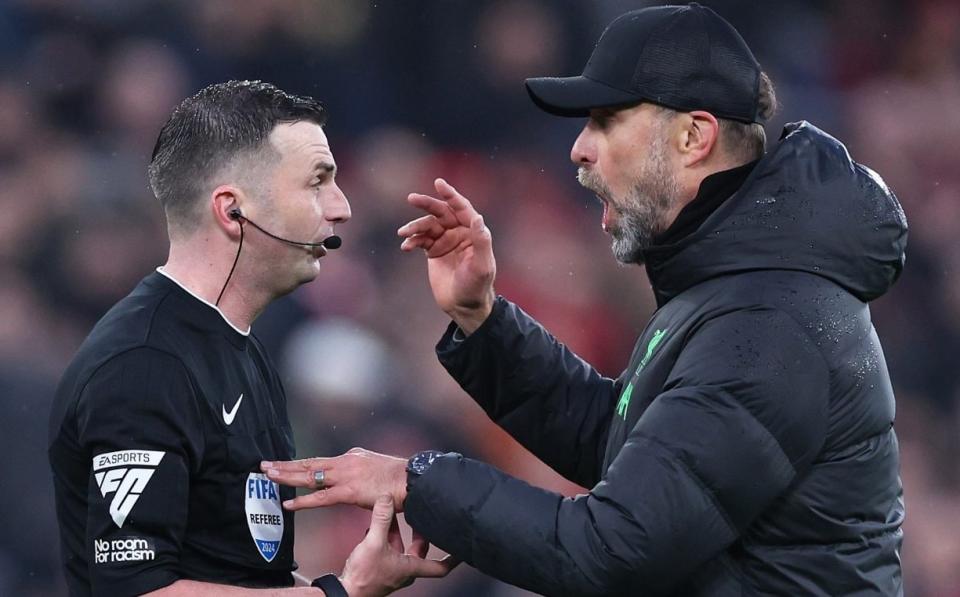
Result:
[236, 213, 342, 250]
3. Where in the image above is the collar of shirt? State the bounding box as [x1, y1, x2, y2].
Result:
[155, 267, 252, 339]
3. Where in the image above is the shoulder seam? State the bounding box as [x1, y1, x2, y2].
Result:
[145, 283, 176, 346]
[691, 302, 833, 376]
[75, 346, 205, 460]
[762, 305, 834, 374]
[77, 345, 194, 403]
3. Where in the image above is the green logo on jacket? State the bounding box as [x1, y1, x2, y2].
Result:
[617, 328, 668, 420]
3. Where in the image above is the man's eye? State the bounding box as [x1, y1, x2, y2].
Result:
[592, 112, 611, 128]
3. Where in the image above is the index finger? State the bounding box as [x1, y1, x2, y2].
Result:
[434, 178, 474, 214]
[406, 193, 459, 226]
[282, 485, 353, 510]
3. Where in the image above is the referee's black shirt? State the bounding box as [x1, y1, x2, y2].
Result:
[49, 270, 297, 596]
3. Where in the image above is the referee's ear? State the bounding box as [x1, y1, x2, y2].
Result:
[211, 184, 243, 239]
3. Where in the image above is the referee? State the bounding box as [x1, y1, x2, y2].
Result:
[48, 81, 452, 596]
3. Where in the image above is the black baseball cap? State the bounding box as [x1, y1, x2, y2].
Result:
[525, 3, 764, 123]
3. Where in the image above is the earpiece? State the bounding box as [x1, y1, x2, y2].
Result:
[216, 207, 342, 306]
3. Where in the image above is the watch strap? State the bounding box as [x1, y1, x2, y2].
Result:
[312, 573, 348, 597]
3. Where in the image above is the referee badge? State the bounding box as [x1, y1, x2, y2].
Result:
[245, 472, 284, 562]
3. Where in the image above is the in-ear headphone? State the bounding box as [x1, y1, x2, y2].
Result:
[228, 208, 243, 220]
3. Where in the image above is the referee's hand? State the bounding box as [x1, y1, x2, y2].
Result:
[339, 495, 458, 596]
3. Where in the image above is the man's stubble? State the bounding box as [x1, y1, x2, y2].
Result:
[578, 128, 681, 265]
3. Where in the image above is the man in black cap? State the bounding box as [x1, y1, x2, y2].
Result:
[263, 4, 907, 595]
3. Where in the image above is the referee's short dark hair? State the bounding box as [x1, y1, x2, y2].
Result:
[148, 80, 327, 233]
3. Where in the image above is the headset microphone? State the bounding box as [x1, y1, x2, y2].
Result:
[320, 235, 341, 250]
[228, 209, 342, 250]
[216, 208, 341, 306]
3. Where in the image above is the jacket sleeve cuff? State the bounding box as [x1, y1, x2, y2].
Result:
[404, 452, 562, 564]
[435, 295, 510, 357]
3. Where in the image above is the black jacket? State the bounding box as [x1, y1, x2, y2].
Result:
[404, 122, 907, 596]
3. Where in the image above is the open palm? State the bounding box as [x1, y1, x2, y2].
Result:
[398, 178, 496, 333]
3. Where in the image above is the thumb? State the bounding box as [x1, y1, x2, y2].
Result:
[365, 495, 395, 546]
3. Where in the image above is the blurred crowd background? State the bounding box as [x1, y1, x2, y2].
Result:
[1, 0, 958, 595]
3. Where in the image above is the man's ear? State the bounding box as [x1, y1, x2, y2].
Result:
[212, 185, 243, 238]
[677, 110, 720, 167]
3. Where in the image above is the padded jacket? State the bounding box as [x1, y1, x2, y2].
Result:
[404, 122, 907, 596]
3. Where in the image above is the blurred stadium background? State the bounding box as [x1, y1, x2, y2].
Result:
[1, 0, 958, 595]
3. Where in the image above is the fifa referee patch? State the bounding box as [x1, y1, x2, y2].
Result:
[245, 472, 284, 562]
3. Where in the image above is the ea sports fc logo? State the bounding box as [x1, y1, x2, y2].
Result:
[92, 450, 165, 528]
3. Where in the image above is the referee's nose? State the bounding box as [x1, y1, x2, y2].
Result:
[324, 181, 351, 224]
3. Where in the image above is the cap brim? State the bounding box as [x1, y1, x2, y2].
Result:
[525, 75, 642, 117]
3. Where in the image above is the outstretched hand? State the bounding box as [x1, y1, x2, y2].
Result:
[339, 495, 458, 597]
[398, 178, 496, 335]
[262, 448, 408, 513]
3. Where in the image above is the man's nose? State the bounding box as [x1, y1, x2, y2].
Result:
[325, 184, 351, 224]
[570, 126, 596, 166]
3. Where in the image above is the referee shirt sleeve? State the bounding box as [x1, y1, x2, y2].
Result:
[76, 348, 204, 596]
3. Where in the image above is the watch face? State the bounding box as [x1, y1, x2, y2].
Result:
[408, 450, 443, 475]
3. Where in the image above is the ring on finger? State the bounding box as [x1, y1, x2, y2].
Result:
[313, 469, 325, 490]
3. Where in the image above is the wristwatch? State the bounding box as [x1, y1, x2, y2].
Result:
[406, 450, 447, 477]
[312, 573, 347, 597]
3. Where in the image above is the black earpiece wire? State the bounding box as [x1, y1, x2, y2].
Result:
[216, 208, 340, 306]
[216, 219, 244, 307]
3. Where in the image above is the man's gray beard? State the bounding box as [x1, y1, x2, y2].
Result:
[578, 139, 679, 265]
